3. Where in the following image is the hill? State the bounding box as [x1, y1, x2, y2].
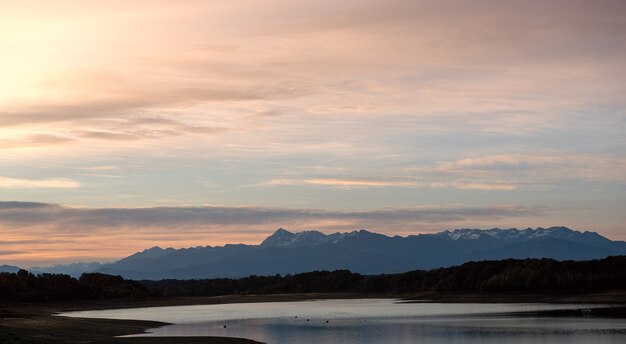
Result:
[93, 226, 626, 280]
[0, 265, 20, 273]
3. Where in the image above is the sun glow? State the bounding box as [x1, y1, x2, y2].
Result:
[0, 15, 71, 102]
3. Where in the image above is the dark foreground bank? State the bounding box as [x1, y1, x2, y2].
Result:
[0, 312, 260, 344]
[0, 297, 268, 344]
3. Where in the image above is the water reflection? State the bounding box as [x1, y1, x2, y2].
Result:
[61, 299, 626, 344]
[148, 315, 626, 344]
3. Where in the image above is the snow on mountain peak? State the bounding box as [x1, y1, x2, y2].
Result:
[260, 228, 370, 248]
[261, 227, 585, 247]
[443, 227, 577, 241]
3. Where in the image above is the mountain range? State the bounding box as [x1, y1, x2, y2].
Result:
[20, 226, 626, 280]
[0, 265, 20, 273]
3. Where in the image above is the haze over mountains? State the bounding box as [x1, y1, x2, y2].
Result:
[22, 227, 626, 280]
[0, 265, 20, 273]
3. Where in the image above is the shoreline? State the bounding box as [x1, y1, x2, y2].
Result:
[2, 291, 626, 343]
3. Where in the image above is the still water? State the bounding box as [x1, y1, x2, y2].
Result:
[60, 299, 626, 343]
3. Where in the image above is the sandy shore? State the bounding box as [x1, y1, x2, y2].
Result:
[2, 291, 626, 343]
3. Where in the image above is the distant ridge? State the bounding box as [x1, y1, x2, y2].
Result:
[35, 227, 626, 280]
[29, 262, 105, 277]
[0, 265, 20, 273]
[260, 228, 358, 248]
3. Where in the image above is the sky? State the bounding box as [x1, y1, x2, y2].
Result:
[1, 0, 625, 267]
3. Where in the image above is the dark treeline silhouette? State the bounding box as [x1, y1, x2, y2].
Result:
[2, 256, 625, 302]
[0, 270, 156, 302]
[147, 256, 626, 296]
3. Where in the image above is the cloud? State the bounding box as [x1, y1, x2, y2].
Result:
[0, 250, 24, 256]
[267, 178, 421, 188]
[77, 165, 120, 171]
[0, 201, 549, 232]
[77, 117, 228, 141]
[0, 177, 81, 189]
[0, 83, 311, 128]
[448, 183, 517, 191]
[263, 152, 626, 192]
[2, 1, 624, 128]
[0, 134, 73, 149]
[266, 178, 516, 191]
[0, 0, 624, 161]
[0, 114, 228, 152]
[0, 201, 54, 209]
[422, 154, 626, 184]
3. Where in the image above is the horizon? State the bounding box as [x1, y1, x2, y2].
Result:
[1, 1, 625, 267]
[7, 225, 620, 269]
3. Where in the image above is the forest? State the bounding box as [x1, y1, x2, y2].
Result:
[146, 255, 626, 296]
[0, 271, 156, 302]
[2, 256, 625, 302]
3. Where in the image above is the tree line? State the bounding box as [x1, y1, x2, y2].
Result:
[0, 270, 156, 302]
[2, 256, 625, 302]
[146, 256, 626, 296]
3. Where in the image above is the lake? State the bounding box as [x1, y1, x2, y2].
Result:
[60, 299, 626, 344]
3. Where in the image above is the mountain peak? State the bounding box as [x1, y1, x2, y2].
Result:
[260, 228, 296, 247]
[440, 226, 585, 241]
[274, 228, 293, 235]
[0, 265, 20, 273]
[261, 228, 350, 248]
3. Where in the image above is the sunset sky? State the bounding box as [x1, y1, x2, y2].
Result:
[1, 0, 625, 267]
